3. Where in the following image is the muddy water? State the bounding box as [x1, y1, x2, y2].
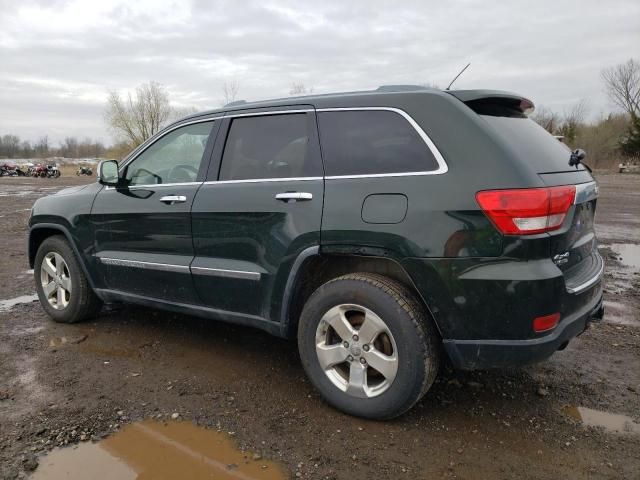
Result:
[32, 420, 287, 480]
[564, 406, 640, 435]
[603, 299, 640, 326]
[0, 294, 38, 312]
[610, 243, 640, 270]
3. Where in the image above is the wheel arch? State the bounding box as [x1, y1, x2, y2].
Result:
[29, 223, 98, 290]
[280, 251, 441, 339]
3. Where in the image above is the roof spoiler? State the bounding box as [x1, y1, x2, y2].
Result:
[446, 90, 535, 115]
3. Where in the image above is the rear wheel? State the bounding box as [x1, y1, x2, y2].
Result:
[298, 273, 440, 419]
[34, 235, 102, 323]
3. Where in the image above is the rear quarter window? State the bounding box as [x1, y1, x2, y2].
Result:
[317, 110, 440, 177]
[480, 115, 584, 173]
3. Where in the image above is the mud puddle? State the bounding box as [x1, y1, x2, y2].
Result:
[603, 299, 640, 326]
[564, 406, 640, 435]
[0, 294, 38, 312]
[31, 420, 287, 480]
[610, 243, 640, 270]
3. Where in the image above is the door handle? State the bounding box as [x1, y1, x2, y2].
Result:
[275, 192, 313, 202]
[159, 195, 187, 205]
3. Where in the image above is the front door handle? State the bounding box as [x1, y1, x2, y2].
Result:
[275, 192, 313, 202]
[159, 195, 187, 205]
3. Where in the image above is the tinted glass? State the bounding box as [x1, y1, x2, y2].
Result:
[125, 121, 214, 186]
[318, 110, 439, 176]
[219, 114, 319, 180]
[480, 115, 585, 173]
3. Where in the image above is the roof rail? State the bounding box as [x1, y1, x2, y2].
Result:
[376, 85, 430, 92]
[224, 100, 247, 107]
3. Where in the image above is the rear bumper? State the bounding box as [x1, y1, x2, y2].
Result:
[442, 290, 604, 370]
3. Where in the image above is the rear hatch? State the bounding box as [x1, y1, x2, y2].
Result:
[451, 91, 602, 294]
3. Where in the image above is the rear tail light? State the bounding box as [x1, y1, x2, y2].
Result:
[533, 313, 560, 333]
[476, 186, 576, 235]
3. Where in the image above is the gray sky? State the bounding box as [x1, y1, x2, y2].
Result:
[1, 0, 638, 145]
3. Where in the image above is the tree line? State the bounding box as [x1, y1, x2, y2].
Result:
[531, 58, 640, 168]
[0, 135, 107, 160]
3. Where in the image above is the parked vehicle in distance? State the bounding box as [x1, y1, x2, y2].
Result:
[0, 161, 25, 176]
[46, 163, 61, 178]
[28, 86, 604, 419]
[76, 166, 93, 176]
[32, 164, 47, 177]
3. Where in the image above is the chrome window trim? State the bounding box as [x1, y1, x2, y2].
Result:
[573, 181, 598, 205]
[203, 176, 322, 185]
[117, 117, 221, 174]
[565, 252, 604, 294]
[99, 257, 190, 274]
[316, 107, 448, 179]
[190, 266, 261, 281]
[105, 181, 201, 191]
[223, 109, 314, 119]
[112, 107, 448, 186]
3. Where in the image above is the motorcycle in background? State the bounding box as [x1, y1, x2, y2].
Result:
[0, 162, 25, 176]
[76, 166, 93, 176]
[46, 164, 61, 178]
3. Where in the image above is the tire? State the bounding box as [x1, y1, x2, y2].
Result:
[34, 235, 102, 323]
[298, 273, 440, 419]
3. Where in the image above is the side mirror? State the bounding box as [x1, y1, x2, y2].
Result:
[97, 160, 119, 186]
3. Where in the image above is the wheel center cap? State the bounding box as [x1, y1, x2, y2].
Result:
[350, 345, 361, 357]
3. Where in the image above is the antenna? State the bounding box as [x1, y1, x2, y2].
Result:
[446, 63, 471, 90]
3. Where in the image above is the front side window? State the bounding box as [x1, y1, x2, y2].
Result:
[318, 110, 439, 176]
[219, 114, 319, 180]
[125, 121, 214, 186]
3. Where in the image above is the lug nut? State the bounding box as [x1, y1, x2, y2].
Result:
[363, 344, 369, 351]
[352, 334, 359, 342]
[359, 358, 367, 365]
[347, 355, 354, 362]
[343, 341, 349, 348]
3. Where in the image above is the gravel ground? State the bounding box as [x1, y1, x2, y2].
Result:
[0, 173, 639, 479]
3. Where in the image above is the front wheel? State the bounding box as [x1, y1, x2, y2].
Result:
[298, 273, 440, 419]
[34, 235, 102, 323]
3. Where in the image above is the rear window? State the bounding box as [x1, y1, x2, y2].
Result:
[317, 110, 439, 177]
[467, 99, 584, 173]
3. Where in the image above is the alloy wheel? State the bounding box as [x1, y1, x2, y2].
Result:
[315, 304, 398, 398]
[40, 252, 72, 310]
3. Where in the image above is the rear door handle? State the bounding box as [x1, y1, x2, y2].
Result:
[275, 192, 313, 202]
[159, 195, 187, 205]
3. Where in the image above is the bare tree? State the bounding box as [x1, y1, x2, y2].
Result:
[560, 99, 589, 144]
[222, 79, 241, 106]
[531, 106, 561, 133]
[105, 81, 172, 147]
[289, 82, 314, 95]
[34, 136, 49, 158]
[602, 59, 640, 118]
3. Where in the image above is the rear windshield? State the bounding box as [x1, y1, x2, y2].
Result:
[466, 99, 584, 173]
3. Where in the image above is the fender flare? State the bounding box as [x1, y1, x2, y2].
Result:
[29, 223, 99, 291]
[279, 245, 320, 337]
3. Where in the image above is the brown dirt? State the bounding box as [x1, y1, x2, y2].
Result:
[0, 173, 639, 479]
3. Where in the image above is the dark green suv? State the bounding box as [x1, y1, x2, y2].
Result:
[29, 87, 604, 419]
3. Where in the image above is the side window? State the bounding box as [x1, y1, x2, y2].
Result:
[125, 121, 214, 186]
[317, 110, 439, 176]
[219, 113, 320, 180]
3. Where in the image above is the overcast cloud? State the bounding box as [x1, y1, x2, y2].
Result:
[0, 0, 638, 144]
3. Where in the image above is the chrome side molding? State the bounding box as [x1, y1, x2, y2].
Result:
[99, 257, 190, 274]
[190, 266, 261, 281]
